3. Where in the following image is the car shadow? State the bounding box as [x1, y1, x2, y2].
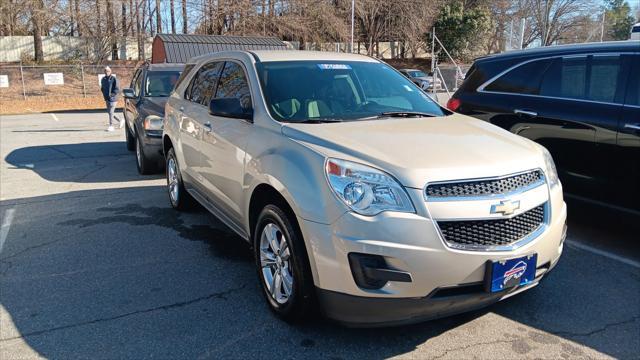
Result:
[0, 186, 638, 358]
[4, 142, 162, 183]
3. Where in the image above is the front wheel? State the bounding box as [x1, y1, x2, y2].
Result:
[254, 204, 315, 322]
[136, 135, 158, 175]
[125, 121, 135, 151]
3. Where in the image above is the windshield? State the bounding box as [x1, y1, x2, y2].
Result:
[409, 70, 427, 77]
[256, 61, 445, 122]
[145, 71, 181, 97]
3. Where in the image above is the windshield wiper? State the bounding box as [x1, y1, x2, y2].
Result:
[378, 111, 438, 118]
[291, 118, 343, 124]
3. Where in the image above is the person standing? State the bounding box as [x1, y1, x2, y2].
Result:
[100, 66, 124, 132]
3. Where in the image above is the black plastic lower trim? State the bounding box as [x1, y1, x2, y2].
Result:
[316, 279, 542, 328]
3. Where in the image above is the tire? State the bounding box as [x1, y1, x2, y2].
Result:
[254, 204, 315, 322]
[125, 121, 135, 151]
[136, 135, 157, 175]
[165, 147, 196, 211]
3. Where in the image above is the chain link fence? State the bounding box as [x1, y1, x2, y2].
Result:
[0, 64, 136, 101]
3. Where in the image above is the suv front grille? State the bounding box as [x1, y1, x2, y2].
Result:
[437, 204, 545, 248]
[426, 170, 544, 198]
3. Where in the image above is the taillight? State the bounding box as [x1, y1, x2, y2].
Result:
[446, 98, 461, 112]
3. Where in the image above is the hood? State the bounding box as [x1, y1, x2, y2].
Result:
[140, 97, 168, 117]
[281, 114, 545, 189]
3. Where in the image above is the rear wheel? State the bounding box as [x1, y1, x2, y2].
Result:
[166, 147, 196, 211]
[254, 204, 315, 322]
[136, 135, 157, 175]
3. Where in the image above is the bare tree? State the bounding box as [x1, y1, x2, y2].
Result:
[182, 0, 187, 33]
[156, 0, 162, 33]
[32, 0, 45, 62]
[169, 0, 176, 33]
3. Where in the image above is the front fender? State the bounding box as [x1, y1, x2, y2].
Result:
[243, 129, 347, 231]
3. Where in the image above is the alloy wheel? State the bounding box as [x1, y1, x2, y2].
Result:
[260, 222, 294, 304]
[167, 157, 179, 204]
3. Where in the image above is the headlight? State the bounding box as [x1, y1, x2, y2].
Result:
[325, 158, 415, 216]
[541, 147, 560, 188]
[143, 115, 164, 131]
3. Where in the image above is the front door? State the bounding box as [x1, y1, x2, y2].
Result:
[125, 69, 143, 133]
[200, 61, 254, 223]
[616, 54, 640, 211]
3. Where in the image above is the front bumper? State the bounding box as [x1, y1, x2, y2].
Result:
[299, 186, 566, 326]
[141, 131, 164, 162]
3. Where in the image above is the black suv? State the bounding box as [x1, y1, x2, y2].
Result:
[449, 41, 640, 212]
[122, 63, 184, 174]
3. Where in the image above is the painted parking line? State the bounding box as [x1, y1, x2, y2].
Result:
[566, 240, 640, 269]
[0, 208, 16, 254]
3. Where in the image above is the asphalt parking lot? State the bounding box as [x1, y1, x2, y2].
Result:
[1, 111, 639, 359]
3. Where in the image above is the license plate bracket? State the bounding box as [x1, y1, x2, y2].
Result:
[485, 254, 537, 293]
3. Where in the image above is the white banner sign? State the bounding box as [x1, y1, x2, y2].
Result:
[0, 75, 8, 88]
[43, 72, 64, 85]
[98, 73, 116, 86]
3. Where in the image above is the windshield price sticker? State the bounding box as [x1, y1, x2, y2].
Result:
[317, 64, 352, 70]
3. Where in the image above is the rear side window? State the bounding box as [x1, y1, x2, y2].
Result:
[484, 59, 552, 95]
[541, 57, 587, 99]
[214, 62, 252, 110]
[186, 61, 224, 105]
[588, 56, 620, 103]
[540, 55, 622, 103]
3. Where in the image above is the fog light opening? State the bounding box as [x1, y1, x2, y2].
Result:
[348, 253, 412, 290]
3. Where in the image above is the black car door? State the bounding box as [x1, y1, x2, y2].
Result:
[532, 54, 627, 202]
[475, 54, 628, 204]
[616, 54, 640, 210]
[125, 69, 143, 133]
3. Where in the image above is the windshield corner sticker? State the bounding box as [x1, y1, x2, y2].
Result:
[317, 64, 351, 70]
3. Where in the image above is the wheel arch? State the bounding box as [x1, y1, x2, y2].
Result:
[247, 181, 320, 286]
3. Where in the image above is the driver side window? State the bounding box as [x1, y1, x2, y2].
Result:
[132, 70, 143, 97]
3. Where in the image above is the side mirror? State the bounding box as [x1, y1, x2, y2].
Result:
[209, 98, 253, 121]
[122, 88, 136, 99]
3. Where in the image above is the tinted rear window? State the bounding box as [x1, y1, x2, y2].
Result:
[484, 59, 552, 95]
[540, 55, 622, 103]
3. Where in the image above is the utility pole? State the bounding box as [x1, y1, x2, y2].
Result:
[508, 19, 513, 50]
[542, 0, 548, 46]
[600, 11, 606, 42]
[350, 0, 355, 53]
[431, 27, 436, 73]
[519, 18, 525, 49]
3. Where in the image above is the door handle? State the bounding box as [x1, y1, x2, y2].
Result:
[514, 109, 538, 117]
[624, 123, 640, 131]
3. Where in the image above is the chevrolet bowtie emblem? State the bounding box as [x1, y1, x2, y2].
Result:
[491, 200, 521, 216]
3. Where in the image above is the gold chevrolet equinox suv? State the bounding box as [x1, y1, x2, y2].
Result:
[162, 50, 567, 327]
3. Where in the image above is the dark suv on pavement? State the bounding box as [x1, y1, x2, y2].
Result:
[123, 63, 184, 174]
[448, 41, 640, 212]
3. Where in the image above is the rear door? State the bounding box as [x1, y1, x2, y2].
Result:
[533, 54, 626, 198]
[616, 54, 640, 210]
[179, 61, 224, 183]
[475, 54, 627, 202]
